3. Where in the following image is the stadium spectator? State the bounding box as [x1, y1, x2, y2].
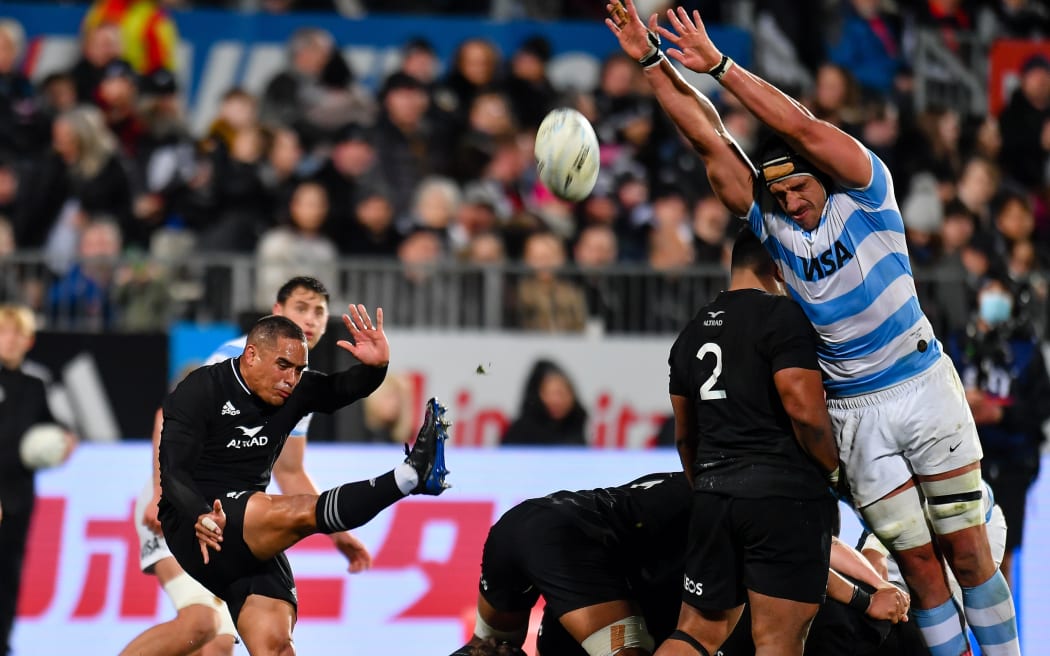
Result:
[17, 106, 133, 251]
[394, 36, 441, 86]
[81, 0, 179, 75]
[433, 37, 504, 136]
[0, 303, 77, 656]
[389, 228, 449, 326]
[947, 277, 1050, 588]
[976, 0, 1050, 43]
[806, 63, 864, 137]
[254, 181, 337, 309]
[342, 186, 401, 256]
[997, 53, 1050, 191]
[97, 59, 148, 159]
[135, 68, 197, 234]
[260, 125, 306, 217]
[691, 193, 732, 264]
[449, 182, 502, 257]
[826, 0, 905, 97]
[373, 72, 444, 217]
[313, 122, 382, 237]
[571, 223, 620, 329]
[0, 19, 40, 157]
[501, 358, 587, 446]
[261, 27, 374, 143]
[46, 217, 123, 330]
[504, 35, 557, 130]
[69, 21, 124, 103]
[513, 231, 588, 332]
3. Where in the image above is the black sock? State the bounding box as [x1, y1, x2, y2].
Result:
[315, 470, 402, 533]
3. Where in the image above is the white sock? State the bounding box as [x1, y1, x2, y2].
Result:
[393, 463, 419, 495]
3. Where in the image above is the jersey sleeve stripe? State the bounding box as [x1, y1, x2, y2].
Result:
[841, 149, 890, 207]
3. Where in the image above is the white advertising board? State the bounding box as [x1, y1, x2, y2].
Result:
[386, 331, 674, 449]
[12, 445, 1048, 655]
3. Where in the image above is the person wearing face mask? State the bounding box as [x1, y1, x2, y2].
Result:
[947, 276, 1050, 589]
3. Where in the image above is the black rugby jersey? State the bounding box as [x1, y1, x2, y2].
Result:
[668, 289, 828, 498]
[531, 471, 691, 555]
[158, 357, 386, 520]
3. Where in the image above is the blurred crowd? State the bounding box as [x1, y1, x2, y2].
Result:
[0, 0, 1048, 338]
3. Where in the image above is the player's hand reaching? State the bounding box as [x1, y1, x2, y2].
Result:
[604, 0, 660, 61]
[331, 531, 373, 573]
[196, 499, 226, 565]
[338, 305, 389, 368]
[656, 6, 724, 73]
[143, 491, 163, 535]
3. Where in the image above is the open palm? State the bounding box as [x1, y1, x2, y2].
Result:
[656, 7, 722, 73]
[337, 304, 390, 367]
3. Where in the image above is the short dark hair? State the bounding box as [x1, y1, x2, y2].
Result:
[469, 639, 528, 656]
[731, 228, 776, 276]
[247, 315, 305, 349]
[276, 276, 330, 305]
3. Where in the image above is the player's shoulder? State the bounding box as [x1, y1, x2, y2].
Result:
[204, 335, 247, 365]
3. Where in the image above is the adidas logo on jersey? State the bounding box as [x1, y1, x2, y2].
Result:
[221, 401, 240, 416]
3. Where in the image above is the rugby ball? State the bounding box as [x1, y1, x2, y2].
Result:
[19, 423, 68, 470]
[534, 108, 600, 202]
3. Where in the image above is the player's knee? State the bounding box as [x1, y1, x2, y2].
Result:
[862, 486, 932, 552]
[199, 634, 237, 656]
[474, 609, 528, 646]
[921, 470, 984, 537]
[175, 605, 220, 649]
[580, 617, 654, 656]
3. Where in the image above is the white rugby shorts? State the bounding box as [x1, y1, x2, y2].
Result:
[828, 354, 983, 507]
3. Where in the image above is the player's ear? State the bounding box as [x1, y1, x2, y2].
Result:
[773, 264, 784, 283]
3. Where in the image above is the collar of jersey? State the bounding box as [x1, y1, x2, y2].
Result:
[230, 357, 252, 396]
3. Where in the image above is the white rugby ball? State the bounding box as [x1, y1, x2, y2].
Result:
[19, 423, 68, 470]
[534, 108, 600, 202]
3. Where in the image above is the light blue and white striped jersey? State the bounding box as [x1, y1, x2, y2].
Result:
[746, 148, 940, 397]
[206, 336, 312, 438]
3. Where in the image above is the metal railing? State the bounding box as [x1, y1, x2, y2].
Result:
[4, 251, 1046, 340]
[912, 29, 988, 116]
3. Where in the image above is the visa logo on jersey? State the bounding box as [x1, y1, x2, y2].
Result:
[802, 239, 854, 281]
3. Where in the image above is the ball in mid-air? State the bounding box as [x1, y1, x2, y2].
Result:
[534, 108, 600, 202]
[19, 423, 68, 470]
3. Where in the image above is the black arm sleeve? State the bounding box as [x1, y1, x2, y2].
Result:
[158, 373, 213, 519]
[300, 363, 388, 414]
[762, 298, 822, 374]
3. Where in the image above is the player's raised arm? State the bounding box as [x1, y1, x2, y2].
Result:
[657, 5, 871, 189]
[606, 0, 753, 215]
[305, 304, 388, 414]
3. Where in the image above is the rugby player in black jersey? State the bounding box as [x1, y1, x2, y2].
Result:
[659, 229, 841, 656]
[158, 305, 449, 655]
[448, 471, 693, 656]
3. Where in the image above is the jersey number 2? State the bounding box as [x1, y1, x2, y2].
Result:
[696, 342, 727, 400]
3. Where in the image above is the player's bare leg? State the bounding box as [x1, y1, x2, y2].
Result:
[448, 595, 529, 655]
[654, 603, 744, 656]
[236, 594, 296, 656]
[920, 463, 1018, 654]
[747, 591, 819, 656]
[560, 600, 654, 655]
[118, 558, 235, 656]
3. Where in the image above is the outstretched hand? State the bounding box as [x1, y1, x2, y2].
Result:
[604, 0, 661, 61]
[337, 305, 389, 367]
[331, 531, 373, 573]
[656, 6, 723, 73]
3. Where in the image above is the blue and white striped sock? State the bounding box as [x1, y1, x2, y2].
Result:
[962, 571, 1020, 656]
[912, 598, 971, 656]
